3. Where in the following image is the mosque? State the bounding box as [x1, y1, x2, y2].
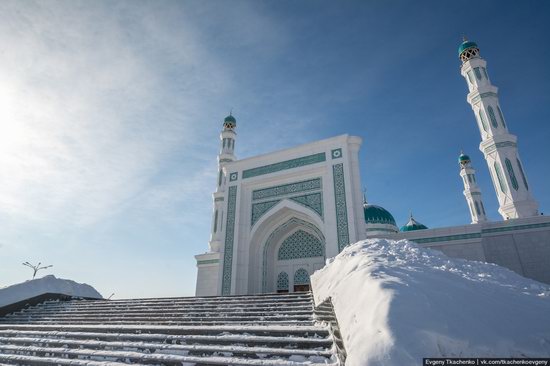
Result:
[195, 39, 550, 296]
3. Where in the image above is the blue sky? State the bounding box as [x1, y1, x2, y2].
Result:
[1, 0, 549, 298]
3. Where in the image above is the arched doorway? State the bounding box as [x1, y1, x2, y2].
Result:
[263, 221, 325, 293]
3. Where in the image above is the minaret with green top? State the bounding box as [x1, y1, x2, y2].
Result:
[459, 152, 487, 223]
[458, 38, 538, 220]
[208, 114, 237, 252]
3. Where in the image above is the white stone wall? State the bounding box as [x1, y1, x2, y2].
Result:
[389, 215, 550, 285]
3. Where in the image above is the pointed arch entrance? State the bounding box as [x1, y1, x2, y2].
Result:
[262, 217, 325, 293]
[247, 200, 326, 294]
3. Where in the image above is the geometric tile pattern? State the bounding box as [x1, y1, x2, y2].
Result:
[221, 185, 237, 296]
[242, 153, 326, 179]
[294, 268, 310, 285]
[276, 271, 289, 291]
[251, 192, 324, 227]
[278, 230, 324, 260]
[332, 163, 350, 252]
[252, 178, 321, 201]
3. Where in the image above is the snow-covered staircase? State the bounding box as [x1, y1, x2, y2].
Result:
[0, 292, 342, 365]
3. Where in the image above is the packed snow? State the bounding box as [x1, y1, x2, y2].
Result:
[0, 275, 102, 307]
[311, 238, 550, 366]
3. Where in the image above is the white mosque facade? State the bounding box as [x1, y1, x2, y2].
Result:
[195, 40, 550, 296]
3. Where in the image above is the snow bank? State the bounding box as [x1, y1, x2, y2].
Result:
[311, 239, 550, 366]
[0, 275, 102, 307]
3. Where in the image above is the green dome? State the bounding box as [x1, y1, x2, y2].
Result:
[459, 153, 471, 163]
[363, 204, 397, 226]
[458, 40, 478, 56]
[400, 215, 428, 232]
[224, 115, 236, 123]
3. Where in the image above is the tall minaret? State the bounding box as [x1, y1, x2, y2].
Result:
[459, 152, 487, 224]
[208, 114, 237, 252]
[459, 39, 538, 220]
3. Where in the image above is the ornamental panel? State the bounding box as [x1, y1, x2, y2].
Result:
[242, 153, 326, 179]
[505, 158, 519, 191]
[252, 178, 321, 201]
[333, 163, 350, 252]
[221, 186, 237, 295]
[278, 230, 324, 260]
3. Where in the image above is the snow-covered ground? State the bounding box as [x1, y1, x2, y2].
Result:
[311, 238, 550, 366]
[0, 275, 102, 307]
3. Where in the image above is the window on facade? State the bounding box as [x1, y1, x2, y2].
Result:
[482, 68, 489, 80]
[480, 201, 486, 215]
[474, 201, 481, 216]
[213, 210, 218, 232]
[494, 162, 507, 194]
[472, 174, 476, 183]
[467, 174, 472, 183]
[218, 170, 223, 186]
[497, 106, 507, 128]
[294, 268, 310, 292]
[478, 110, 488, 132]
[277, 272, 289, 293]
[474, 67, 482, 80]
[469, 202, 475, 217]
[505, 158, 519, 191]
[488, 106, 498, 128]
[516, 158, 529, 190]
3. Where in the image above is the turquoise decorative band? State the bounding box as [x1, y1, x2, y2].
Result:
[413, 233, 481, 244]
[333, 163, 350, 252]
[252, 178, 321, 201]
[251, 200, 280, 226]
[243, 153, 326, 179]
[197, 259, 220, 265]
[221, 186, 237, 295]
[482, 221, 550, 234]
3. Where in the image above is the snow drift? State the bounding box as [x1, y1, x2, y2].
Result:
[311, 238, 550, 366]
[0, 275, 102, 307]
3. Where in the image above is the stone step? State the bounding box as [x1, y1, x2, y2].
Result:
[0, 354, 129, 366]
[0, 336, 333, 359]
[0, 329, 333, 349]
[0, 344, 334, 365]
[2, 313, 314, 322]
[9, 309, 314, 318]
[38, 296, 313, 309]
[0, 324, 330, 338]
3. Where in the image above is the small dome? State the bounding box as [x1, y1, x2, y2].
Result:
[459, 153, 471, 164]
[224, 115, 236, 123]
[400, 215, 428, 232]
[458, 40, 478, 56]
[364, 204, 397, 226]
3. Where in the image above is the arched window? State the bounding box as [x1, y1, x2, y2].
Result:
[467, 174, 472, 183]
[278, 230, 324, 260]
[474, 201, 481, 216]
[482, 68, 489, 80]
[277, 272, 289, 293]
[505, 158, 519, 191]
[478, 110, 488, 132]
[488, 106, 498, 128]
[213, 210, 218, 232]
[497, 106, 506, 128]
[516, 158, 529, 190]
[494, 162, 507, 194]
[474, 67, 482, 80]
[294, 269, 310, 285]
[480, 201, 486, 215]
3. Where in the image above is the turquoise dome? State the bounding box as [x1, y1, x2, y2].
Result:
[458, 40, 478, 56]
[400, 215, 428, 232]
[459, 153, 471, 163]
[224, 115, 236, 123]
[363, 204, 397, 226]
